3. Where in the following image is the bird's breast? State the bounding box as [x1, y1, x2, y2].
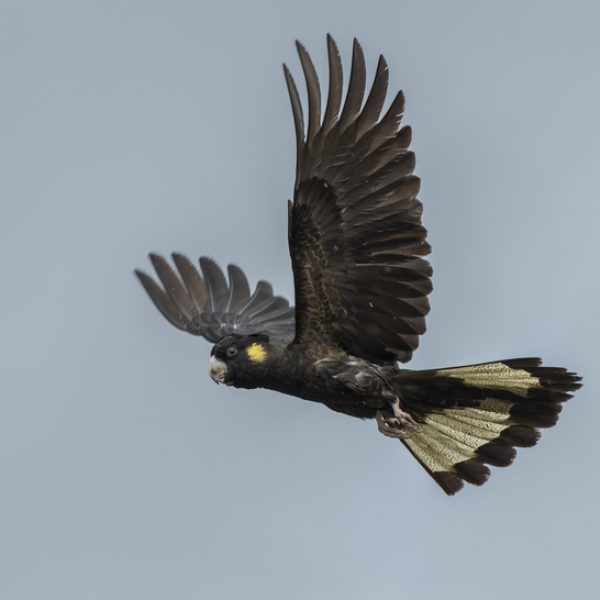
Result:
[259, 352, 392, 416]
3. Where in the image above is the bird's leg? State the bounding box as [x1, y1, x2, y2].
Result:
[377, 410, 408, 439]
[376, 397, 419, 439]
[390, 396, 419, 429]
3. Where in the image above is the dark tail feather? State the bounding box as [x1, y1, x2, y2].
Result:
[396, 358, 581, 495]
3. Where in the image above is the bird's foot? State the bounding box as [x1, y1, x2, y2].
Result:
[376, 409, 419, 440]
[390, 399, 420, 430]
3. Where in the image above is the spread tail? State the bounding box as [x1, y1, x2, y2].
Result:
[396, 358, 581, 495]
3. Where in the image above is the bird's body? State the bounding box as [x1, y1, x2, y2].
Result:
[136, 36, 581, 495]
[212, 336, 395, 417]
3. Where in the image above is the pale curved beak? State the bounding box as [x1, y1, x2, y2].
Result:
[208, 356, 228, 384]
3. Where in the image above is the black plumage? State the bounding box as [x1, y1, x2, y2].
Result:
[135, 36, 581, 495]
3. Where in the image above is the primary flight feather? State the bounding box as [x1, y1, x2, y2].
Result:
[135, 36, 580, 495]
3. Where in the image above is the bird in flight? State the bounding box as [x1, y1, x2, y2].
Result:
[135, 36, 581, 495]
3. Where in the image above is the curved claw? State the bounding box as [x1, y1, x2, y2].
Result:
[376, 410, 419, 439]
[391, 402, 419, 430]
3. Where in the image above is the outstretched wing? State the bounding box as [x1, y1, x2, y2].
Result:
[135, 254, 295, 344]
[285, 36, 432, 363]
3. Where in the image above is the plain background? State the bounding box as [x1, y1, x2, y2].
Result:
[2, 1, 599, 598]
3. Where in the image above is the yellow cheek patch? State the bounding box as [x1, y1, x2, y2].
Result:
[246, 343, 267, 363]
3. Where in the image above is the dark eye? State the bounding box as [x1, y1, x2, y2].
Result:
[226, 346, 238, 358]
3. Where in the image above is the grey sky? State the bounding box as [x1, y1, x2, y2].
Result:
[2, 1, 599, 598]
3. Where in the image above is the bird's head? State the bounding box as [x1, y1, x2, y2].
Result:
[209, 333, 272, 388]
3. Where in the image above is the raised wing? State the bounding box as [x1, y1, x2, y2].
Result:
[135, 254, 295, 344]
[285, 36, 432, 364]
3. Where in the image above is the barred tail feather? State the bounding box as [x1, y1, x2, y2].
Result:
[399, 358, 581, 495]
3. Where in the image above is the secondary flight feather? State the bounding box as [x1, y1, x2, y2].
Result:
[135, 36, 580, 495]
